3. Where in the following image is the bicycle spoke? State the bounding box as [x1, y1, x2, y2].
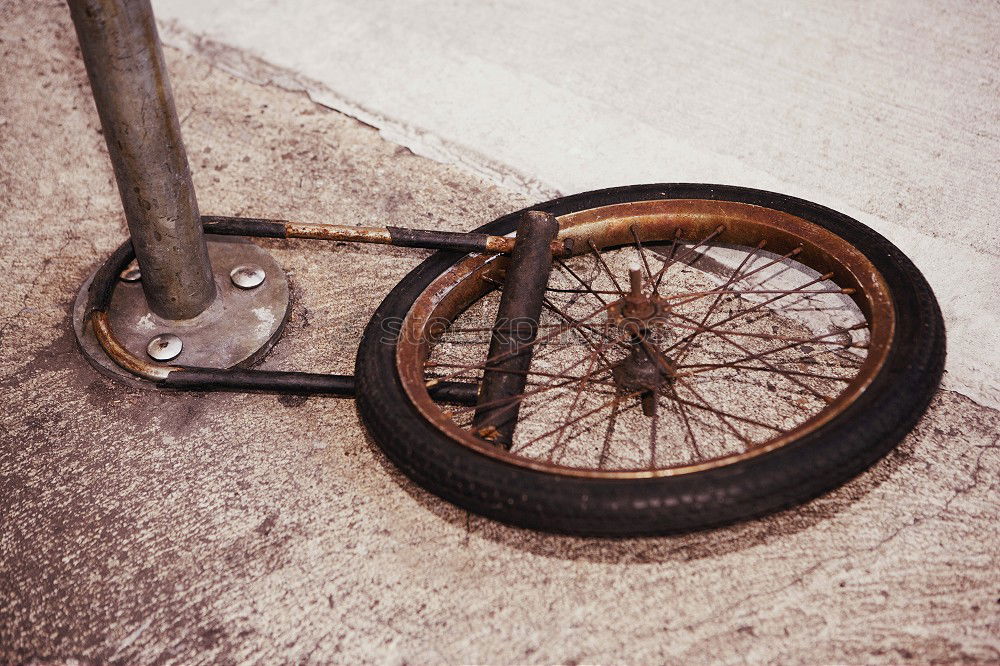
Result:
[676, 240, 766, 363]
[670, 321, 863, 346]
[543, 344, 606, 462]
[679, 324, 866, 374]
[666, 384, 702, 459]
[513, 390, 644, 454]
[556, 258, 610, 307]
[629, 225, 654, 284]
[666, 388, 784, 433]
[674, 376, 752, 445]
[671, 310, 834, 403]
[429, 301, 613, 384]
[686, 363, 854, 382]
[651, 225, 725, 292]
[482, 273, 628, 358]
[597, 398, 622, 469]
[588, 239, 625, 295]
[662, 270, 835, 355]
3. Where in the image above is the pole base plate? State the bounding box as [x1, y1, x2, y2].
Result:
[73, 237, 291, 388]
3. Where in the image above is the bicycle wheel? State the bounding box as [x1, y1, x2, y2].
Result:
[355, 184, 945, 535]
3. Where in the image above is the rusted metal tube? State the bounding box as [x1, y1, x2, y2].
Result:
[473, 210, 560, 447]
[288, 222, 525, 254]
[68, 0, 216, 320]
[202, 215, 572, 255]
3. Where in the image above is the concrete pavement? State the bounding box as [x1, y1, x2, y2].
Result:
[1, 2, 998, 663]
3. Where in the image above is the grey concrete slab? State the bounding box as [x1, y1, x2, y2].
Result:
[1, 3, 998, 664]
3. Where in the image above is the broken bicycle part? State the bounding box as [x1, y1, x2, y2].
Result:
[355, 183, 945, 536]
[473, 211, 560, 447]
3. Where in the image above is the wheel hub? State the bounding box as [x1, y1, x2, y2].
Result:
[612, 343, 676, 393]
[606, 264, 677, 401]
[608, 292, 670, 331]
[607, 262, 671, 332]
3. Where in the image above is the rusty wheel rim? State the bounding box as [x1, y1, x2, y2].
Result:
[395, 199, 895, 479]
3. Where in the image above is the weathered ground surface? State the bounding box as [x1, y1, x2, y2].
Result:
[2, 2, 998, 664]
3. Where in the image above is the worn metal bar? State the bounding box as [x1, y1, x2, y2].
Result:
[162, 368, 478, 403]
[68, 0, 216, 320]
[202, 215, 572, 255]
[473, 211, 560, 447]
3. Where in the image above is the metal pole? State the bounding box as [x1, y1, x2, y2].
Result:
[67, 0, 216, 320]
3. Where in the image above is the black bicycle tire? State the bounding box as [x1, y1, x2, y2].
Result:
[354, 184, 945, 536]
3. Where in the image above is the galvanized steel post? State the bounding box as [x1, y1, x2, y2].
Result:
[67, 0, 216, 320]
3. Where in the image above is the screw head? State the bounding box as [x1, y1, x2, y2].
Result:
[230, 265, 266, 289]
[120, 266, 141, 282]
[147, 333, 182, 361]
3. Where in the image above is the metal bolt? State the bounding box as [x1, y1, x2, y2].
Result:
[147, 333, 182, 361]
[120, 265, 141, 282]
[628, 262, 643, 297]
[230, 265, 266, 289]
